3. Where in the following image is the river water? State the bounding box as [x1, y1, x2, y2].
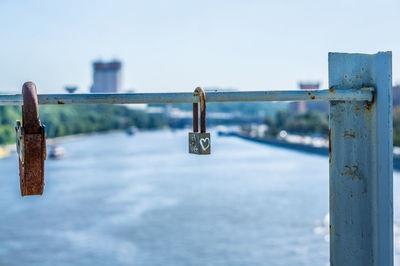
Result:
[0, 130, 398, 266]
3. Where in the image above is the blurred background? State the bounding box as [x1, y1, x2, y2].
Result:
[0, 0, 399, 265]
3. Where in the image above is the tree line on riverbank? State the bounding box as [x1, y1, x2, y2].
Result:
[0, 105, 166, 145]
[264, 108, 400, 147]
[393, 107, 400, 147]
[2, 104, 400, 146]
[263, 110, 329, 137]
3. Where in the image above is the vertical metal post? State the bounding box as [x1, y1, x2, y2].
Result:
[329, 52, 393, 265]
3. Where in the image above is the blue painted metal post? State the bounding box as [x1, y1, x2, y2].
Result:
[329, 52, 393, 265]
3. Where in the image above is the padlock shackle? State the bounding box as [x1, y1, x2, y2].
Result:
[193, 87, 206, 133]
[22, 82, 42, 134]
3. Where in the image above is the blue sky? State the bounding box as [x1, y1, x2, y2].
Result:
[0, 0, 399, 93]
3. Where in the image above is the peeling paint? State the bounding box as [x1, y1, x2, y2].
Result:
[365, 101, 373, 113]
[342, 165, 361, 180]
[343, 130, 357, 138]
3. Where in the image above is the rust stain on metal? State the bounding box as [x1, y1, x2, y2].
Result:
[307, 91, 316, 100]
[329, 88, 336, 94]
[21, 133, 46, 195]
[19, 82, 46, 196]
[342, 165, 361, 180]
[364, 87, 375, 113]
[343, 130, 357, 138]
[365, 101, 373, 113]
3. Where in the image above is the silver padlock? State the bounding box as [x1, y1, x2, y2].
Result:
[189, 87, 211, 155]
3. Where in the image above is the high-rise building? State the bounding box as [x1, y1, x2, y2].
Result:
[289, 98, 307, 114]
[91, 60, 122, 93]
[289, 82, 328, 114]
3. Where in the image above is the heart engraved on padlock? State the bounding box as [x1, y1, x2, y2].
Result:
[188, 87, 211, 155]
[200, 137, 210, 151]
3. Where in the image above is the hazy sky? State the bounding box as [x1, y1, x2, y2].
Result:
[0, 0, 399, 93]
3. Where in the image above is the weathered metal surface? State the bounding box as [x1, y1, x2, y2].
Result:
[329, 52, 393, 265]
[18, 82, 46, 196]
[0, 88, 373, 105]
[189, 87, 211, 155]
[189, 132, 211, 154]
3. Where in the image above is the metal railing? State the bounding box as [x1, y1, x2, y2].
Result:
[0, 52, 393, 266]
[0, 87, 373, 105]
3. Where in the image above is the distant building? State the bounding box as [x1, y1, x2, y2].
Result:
[289, 82, 328, 114]
[393, 84, 400, 107]
[289, 100, 307, 114]
[299, 83, 320, 91]
[91, 60, 122, 93]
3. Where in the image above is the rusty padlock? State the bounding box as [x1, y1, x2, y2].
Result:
[189, 87, 211, 155]
[15, 82, 46, 196]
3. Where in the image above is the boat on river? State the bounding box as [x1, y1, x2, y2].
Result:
[126, 126, 137, 136]
[49, 145, 66, 159]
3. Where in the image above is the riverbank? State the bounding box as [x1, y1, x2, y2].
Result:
[0, 129, 128, 159]
[0, 104, 167, 147]
[230, 132, 328, 156]
[0, 146, 10, 159]
[226, 132, 400, 170]
[0, 131, 105, 158]
[0, 128, 168, 159]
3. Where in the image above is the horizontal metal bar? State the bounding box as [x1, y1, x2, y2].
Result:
[0, 87, 373, 106]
